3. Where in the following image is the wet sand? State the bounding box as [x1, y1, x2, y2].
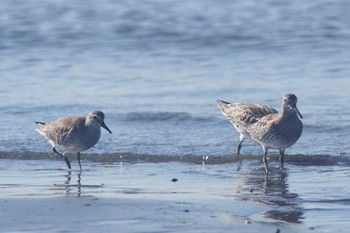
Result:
[1, 196, 300, 233]
[0, 158, 349, 232]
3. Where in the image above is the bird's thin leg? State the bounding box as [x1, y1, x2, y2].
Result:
[53, 148, 71, 170]
[263, 147, 269, 173]
[236, 139, 243, 155]
[77, 152, 82, 171]
[279, 150, 285, 171]
[236, 134, 245, 156]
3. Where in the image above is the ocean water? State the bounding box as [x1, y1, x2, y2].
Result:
[1, 0, 350, 230]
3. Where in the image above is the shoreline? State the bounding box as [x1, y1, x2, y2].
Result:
[0, 151, 346, 166]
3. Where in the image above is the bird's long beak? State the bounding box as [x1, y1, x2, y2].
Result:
[295, 106, 303, 119]
[101, 121, 112, 134]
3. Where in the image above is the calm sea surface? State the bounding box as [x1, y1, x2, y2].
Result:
[1, 0, 350, 230]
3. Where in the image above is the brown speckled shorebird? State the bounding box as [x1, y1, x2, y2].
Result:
[35, 111, 112, 170]
[217, 94, 303, 172]
[217, 100, 277, 155]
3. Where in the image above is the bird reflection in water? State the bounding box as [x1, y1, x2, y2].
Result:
[63, 171, 82, 197]
[234, 166, 304, 224]
[55, 170, 104, 197]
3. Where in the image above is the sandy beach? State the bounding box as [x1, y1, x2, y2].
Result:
[2, 157, 348, 233]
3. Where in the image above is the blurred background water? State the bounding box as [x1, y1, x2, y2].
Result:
[0, 0, 349, 159]
[1, 1, 350, 230]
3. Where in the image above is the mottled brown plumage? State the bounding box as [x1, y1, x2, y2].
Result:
[217, 94, 303, 172]
[217, 100, 277, 154]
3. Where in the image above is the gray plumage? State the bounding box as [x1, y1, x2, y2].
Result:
[35, 111, 112, 170]
[217, 93, 303, 172]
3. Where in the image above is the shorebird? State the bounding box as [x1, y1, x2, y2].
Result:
[217, 100, 278, 154]
[35, 111, 112, 170]
[217, 94, 303, 172]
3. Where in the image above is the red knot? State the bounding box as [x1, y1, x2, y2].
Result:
[35, 111, 112, 170]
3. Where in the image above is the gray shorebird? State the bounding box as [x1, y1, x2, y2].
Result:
[217, 94, 303, 172]
[35, 111, 112, 170]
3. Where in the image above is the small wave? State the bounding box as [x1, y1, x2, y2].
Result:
[123, 111, 213, 123]
[0, 104, 88, 116]
[125, 112, 191, 122]
[1, 151, 349, 167]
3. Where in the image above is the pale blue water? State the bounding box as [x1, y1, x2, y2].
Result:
[1, 0, 350, 231]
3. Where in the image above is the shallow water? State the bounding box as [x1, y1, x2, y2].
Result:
[1, 0, 350, 231]
[1, 0, 350, 156]
[1, 159, 350, 232]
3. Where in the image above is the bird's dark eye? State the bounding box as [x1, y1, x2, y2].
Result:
[93, 116, 97, 119]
